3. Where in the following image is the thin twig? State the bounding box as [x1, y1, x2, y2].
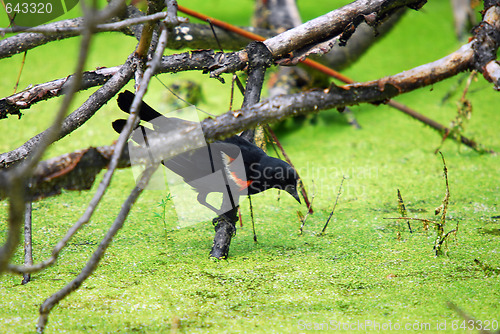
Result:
[13, 51, 27, 93]
[299, 181, 315, 235]
[383, 217, 434, 224]
[321, 176, 345, 235]
[265, 125, 313, 213]
[248, 195, 257, 242]
[207, 19, 224, 52]
[397, 188, 412, 233]
[229, 74, 236, 112]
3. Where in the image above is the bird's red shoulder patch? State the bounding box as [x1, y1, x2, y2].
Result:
[221, 152, 252, 191]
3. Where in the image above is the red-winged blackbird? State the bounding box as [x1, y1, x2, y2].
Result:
[112, 90, 301, 216]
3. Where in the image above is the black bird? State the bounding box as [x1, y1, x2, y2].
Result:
[112, 90, 301, 216]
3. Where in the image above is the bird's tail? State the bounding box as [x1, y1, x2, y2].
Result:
[117, 90, 163, 122]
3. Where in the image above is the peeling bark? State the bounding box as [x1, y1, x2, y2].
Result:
[471, 3, 500, 89]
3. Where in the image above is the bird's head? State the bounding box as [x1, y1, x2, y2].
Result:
[260, 157, 301, 204]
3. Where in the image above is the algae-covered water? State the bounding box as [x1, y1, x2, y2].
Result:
[0, 1, 499, 333]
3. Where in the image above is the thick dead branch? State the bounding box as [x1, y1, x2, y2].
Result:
[0, 67, 119, 119]
[262, 0, 424, 60]
[345, 42, 474, 93]
[202, 83, 399, 140]
[0, 145, 130, 202]
[210, 41, 273, 260]
[253, 0, 405, 70]
[204, 0, 426, 76]
[471, 3, 500, 89]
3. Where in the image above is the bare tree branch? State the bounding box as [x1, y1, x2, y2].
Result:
[36, 164, 158, 333]
[6, 0, 173, 277]
[471, 3, 500, 90]
[1, 12, 169, 35]
[0, 18, 84, 60]
[0, 59, 133, 168]
[0, 50, 243, 119]
[262, 0, 424, 60]
[0, 66, 120, 119]
[0, 0, 112, 275]
[0, 1, 416, 118]
[347, 42, 474, 93]
[35, 1, 174, 329]
[0, 145, 130, 204]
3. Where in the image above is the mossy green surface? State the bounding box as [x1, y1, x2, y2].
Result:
[1, 1, 499, 333]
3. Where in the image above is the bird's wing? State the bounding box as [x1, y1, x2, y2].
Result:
[117, 90, 163, 122]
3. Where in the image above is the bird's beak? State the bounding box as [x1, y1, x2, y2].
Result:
[285, 185, 301, 204]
